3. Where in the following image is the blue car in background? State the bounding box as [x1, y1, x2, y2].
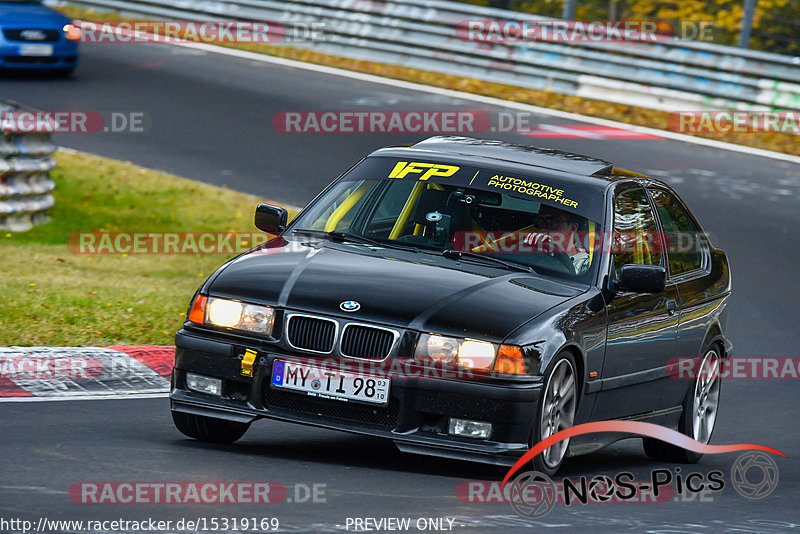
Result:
[0, 0, 79, 75]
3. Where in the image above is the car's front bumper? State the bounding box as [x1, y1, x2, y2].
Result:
[0, 41, 78, 70]
[171, 328, 543, 466]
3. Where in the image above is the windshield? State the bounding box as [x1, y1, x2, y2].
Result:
[290, 156, 605, 282]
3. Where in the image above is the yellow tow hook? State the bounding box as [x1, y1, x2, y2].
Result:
[240, 348, 257, 377]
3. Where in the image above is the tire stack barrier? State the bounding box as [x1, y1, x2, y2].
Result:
[0, 100, 57, 233]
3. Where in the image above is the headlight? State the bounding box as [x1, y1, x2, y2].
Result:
[424, 335, 459, 363]
[63, 23, 82, 41]
[414, 334, 528, 375]
[193, 296, 275, 335]
[459, 340, 497, 369]
[207, 298, 242, 327]
[414, 334, 497, 370]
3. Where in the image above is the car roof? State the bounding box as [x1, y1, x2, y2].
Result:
[368, 136, 651, 192]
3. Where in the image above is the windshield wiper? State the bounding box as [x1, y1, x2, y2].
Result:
[292, 229, 419, 252]
[441, 249, 535, 273]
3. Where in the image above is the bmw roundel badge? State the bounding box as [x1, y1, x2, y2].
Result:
[340, 300, 361, 312]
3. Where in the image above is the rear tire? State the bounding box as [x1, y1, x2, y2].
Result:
[644, 345, 722, 463]
[172, 411, 250, 444]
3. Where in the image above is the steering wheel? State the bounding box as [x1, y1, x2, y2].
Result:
[548, 240, 576, 273]
[470, 225, 536, 254]
[525, 231, 576, 274]
[470, 229, 576, 274]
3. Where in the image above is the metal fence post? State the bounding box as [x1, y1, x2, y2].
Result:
[562, 0, 577, 20]
[738, 0, 757, 48]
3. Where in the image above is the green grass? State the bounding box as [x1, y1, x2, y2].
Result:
[0, 151, 292, 346]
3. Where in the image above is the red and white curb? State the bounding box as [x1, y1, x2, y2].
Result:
[0, 346, 174, 402]
[521, 124, 659, 139]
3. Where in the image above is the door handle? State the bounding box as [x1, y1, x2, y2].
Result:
[666, 299, 678, 316]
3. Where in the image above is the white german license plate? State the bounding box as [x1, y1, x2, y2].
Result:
[271, 359, 390, 405]
[20, 44, 54, 57]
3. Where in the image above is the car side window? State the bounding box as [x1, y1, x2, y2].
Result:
[649, 189, 705, 276]
[612, 188, 663, 277]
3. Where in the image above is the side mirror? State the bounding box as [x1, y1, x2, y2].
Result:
[254, 203, 288, 234]
[617, 264, 666, 294]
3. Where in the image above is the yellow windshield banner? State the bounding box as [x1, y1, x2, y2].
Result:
[486, 175, 579, 208]
[388, 161, 460, 181]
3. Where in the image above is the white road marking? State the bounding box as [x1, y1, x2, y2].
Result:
[0, 392, 168, 403]
[109, 28, 800, 166]
[537, 124, 606, 139]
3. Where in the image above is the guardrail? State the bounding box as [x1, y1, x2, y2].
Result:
[52, 0, 800, 112]
[0, 100, 57, 233]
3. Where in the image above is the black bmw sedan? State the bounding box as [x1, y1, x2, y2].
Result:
[170, 136, 731, 474]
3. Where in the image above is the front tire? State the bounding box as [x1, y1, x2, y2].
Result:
[644, 345, 722, 462]
[172, 411, 250, 444]
[531, 352, 579, 476]
[51, 68, 75, 78]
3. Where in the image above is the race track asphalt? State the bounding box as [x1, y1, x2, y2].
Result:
[1, 42, 798, 532]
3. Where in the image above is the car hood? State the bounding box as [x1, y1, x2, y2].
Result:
[207, 240, 585, 342]
[0, 4, 70, 26]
